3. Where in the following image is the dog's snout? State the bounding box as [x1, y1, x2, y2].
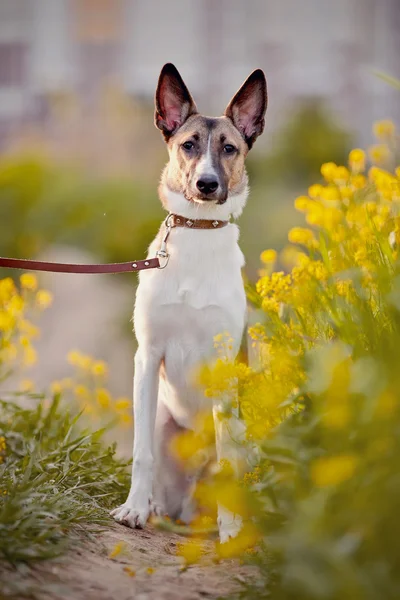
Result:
[196, 177, 219, 195]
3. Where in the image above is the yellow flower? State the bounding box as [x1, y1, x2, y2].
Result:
[335, 280, 352, 298]
[368, 144, 390, 165]
[123, 567, 136, 577]
[334, 166, 350, 183]
[243, 466, 261, 485]
[348, 148, 366, 172]
[261, 297, 280, 313]
[115, 398, 131, 411]
[20, 274, 38, 291]
[339, 186, 353, 201]
[172, 429, 205, 462]
[74, 384, 89, 398]
[311, 454, 358, 487]
[67, 350, 83, 366]
[91, 361, 108, 377]
[9, 295, 24, 315]
[305, 202, 324, 226]
[320, 186, 340, 202]
[109, 541, 127, 559]
[260, 249, 277, 264]
[146, 567, 155, 575]
[216, 523, 260, 559]
[288, 227, 316, 246]
[0, 277, 15, 298]
[67, 350, 92, 370]
[36, 290, 53, 309]
[176, 540, 203, 566]
[294, 195, 310, 212]
[119, 413, 133, 427]
[0, 311, 14, 332]
[308, 184, 324, 198]
[96, 388, 111, 409]
[373, 119, 395, 139]
[351, 174, 367, 189]
[321, 162, 337, 182]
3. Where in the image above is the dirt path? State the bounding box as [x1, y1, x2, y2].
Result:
[2, 523, 257, 600]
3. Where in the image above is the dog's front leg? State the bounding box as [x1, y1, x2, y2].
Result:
[111, 349, 160, 528]
[213, 396, 244, 544]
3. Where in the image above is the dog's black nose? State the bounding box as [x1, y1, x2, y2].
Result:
[196, 177, 219, 195]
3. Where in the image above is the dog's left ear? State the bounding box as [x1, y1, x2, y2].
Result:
[224, 69, 267, 149]
[155, 63, 198, 140]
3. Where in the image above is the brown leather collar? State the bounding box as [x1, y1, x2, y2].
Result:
[170, 214, 229, 229]
[0, 214, 228, 275]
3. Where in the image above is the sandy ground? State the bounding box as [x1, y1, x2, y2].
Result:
[1, 522, 258, 600]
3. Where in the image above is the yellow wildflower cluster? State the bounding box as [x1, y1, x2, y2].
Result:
[51, 350, 132, 428]
[0, 274, 52, 378]
[244, 121, 399, 434]
[243, 466, 261, 485]
[0, 272, 130, 431]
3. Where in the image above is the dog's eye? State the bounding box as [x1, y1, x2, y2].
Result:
[182, 141, 194, 151]
[223, 144, 236, 154]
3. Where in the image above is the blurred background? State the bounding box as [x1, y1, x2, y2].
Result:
[0, 0, 399, 396]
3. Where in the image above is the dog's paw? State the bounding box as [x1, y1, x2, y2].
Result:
[110, 498, 152, 529]
[218, 512, 243, 544]
[110, 497, 162, 529]
[110, 503, 149, 529]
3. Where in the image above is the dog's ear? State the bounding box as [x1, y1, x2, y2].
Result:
[155, 63, 197, 140]
[224, 69, 267, 149]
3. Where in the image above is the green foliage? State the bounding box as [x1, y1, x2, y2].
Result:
[247, 100, 352, 186]
[0, 394, 130, 563]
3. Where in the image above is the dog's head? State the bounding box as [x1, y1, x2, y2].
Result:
[155, 63, 267, 216]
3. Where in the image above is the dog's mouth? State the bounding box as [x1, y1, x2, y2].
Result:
[185, 192, 227, 205]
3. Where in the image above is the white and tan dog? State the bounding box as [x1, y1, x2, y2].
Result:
[111, 63, 267, 542]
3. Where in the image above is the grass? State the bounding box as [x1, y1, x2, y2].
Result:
[0, 393, 131, 565]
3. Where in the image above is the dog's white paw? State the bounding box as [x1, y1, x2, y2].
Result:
[218, 511, 243, 544]
[110, 497, 161, 529]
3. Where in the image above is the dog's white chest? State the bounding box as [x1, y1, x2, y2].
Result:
[136, 224, 246, 313]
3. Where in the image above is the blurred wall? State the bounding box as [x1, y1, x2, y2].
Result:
[0, 0, 399, 149]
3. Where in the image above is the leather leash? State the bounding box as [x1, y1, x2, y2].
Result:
[0, 213, 228, 275]
[0, 256, 160, 274]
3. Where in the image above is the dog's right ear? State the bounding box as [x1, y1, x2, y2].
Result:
[155, 63, 197, 140]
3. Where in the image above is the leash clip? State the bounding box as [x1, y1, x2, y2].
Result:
[156, 213, 173, 269]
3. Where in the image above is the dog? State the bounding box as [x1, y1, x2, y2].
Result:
[111, 63, 267, 543]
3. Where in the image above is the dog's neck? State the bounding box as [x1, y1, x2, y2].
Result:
[158, 184, 249, 222]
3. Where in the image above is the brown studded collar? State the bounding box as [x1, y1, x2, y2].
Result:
[0, 213, 229, 276]
[169, 214, 229, 229]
